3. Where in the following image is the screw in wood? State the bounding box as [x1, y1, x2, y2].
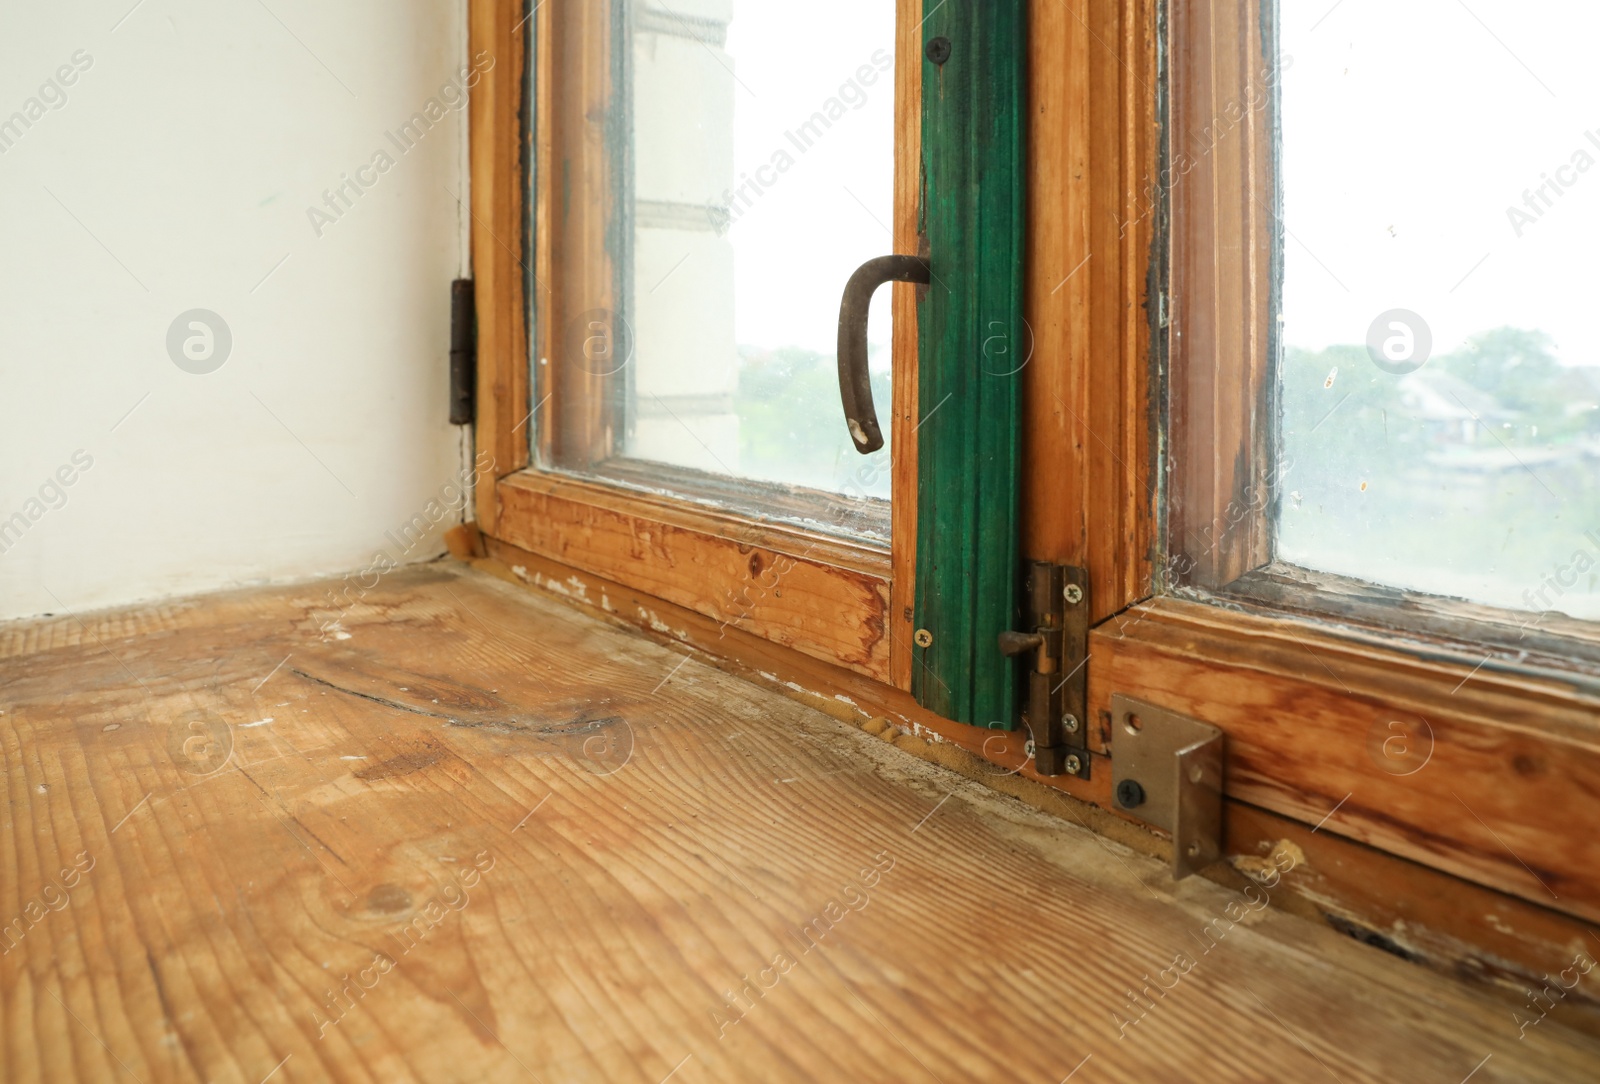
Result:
[914, 628, 933, 648]
[1115, 779, 1146, 809]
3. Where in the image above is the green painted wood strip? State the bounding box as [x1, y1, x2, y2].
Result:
[912, 2, 1027, 729]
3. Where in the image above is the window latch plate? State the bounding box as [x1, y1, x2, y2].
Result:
[1110, 695, 1225, 880]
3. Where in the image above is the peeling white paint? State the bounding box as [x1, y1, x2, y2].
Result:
[535, 573, 580, 600]
[639, 608, 674, 634]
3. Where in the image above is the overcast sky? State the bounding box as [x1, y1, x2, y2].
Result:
[1282, 0, 1600, 366]
[723, 1, 897, 360]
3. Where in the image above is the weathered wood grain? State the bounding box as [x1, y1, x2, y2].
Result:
[536, 0, 624, 471]
[494, 473, 892, 681]
[481, 534, 1112, 808]
[890, 0, 924, 695]
[6, 566, 1595, 1081]
[1224, 802, 1600, 1034]
[1091, 597, 1600, 925]
[1022, 0, 1158, 620]
[469, 0, 531, 532]
[1166, 0, 1278, 589]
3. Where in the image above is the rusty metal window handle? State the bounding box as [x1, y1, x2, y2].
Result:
[836, 255, 931, 454]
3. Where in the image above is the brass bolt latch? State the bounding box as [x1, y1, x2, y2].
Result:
[997, 562, 1090, 777]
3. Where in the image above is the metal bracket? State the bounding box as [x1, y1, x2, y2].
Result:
[998, 562, 1089, 778]
[1109, 695, 1225, 880]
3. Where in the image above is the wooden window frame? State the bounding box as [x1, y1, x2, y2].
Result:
[1146, 0, 1600, 920]
[467, 0, 1600, 1004]
[1090, 0, 1600, 997]
[468, 0, 924, 688]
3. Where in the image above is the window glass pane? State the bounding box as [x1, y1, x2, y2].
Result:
[626, 0, 896, 499]
[1277, 1, 1600, 619]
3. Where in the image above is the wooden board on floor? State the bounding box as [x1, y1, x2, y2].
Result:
[3, 566, 1597, 1083]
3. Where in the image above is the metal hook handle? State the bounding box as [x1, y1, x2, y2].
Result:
[836, 254, 931, 454]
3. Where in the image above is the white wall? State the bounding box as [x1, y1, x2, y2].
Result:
[0, 0, 472, 621]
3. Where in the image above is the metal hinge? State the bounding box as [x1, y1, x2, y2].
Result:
[449, 278, 476, 425]
[998, 562, 1090, 779]
[1110, 695, 1225, 880]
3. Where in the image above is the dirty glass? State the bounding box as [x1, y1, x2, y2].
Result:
[1276, 1, 1600, 619]
[623, 0, 897, 506]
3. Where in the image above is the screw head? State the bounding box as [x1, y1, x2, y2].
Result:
[1062, 713, 1080, 733]
[1063, 584, 1084, 605]
[1115, 778, 1146, 809]
[925, 36, 952, 65]
[914, 628, 933, 648]
[1062, 754, 1083, 775]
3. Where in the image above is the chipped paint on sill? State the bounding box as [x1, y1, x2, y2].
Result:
[1484, 912, 1517, 935]
[635, 607, 693, 642]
